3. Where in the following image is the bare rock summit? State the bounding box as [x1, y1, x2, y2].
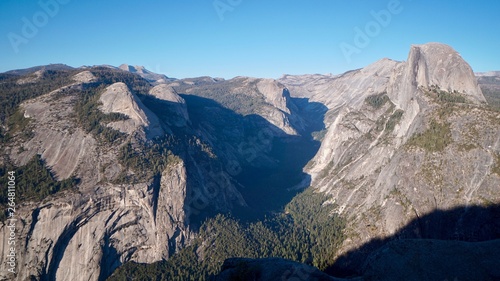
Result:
[99, 82, 165, 138]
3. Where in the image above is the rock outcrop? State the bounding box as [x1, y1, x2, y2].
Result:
[118, 64, 171, 84]
[73, 70, 96, 83]
[99, 82, 165, 138]
[149, 84, 189, 127]
[405, 43, 485, 103]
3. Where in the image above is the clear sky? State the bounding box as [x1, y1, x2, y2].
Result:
[1, 0, 499, 79]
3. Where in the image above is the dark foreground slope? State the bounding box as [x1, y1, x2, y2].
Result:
[213, 205, 500, 281]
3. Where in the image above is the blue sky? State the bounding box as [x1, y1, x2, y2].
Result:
[1, 0, 499, 79]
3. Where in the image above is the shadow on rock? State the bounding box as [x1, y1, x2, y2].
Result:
[328, 204, 500, 280]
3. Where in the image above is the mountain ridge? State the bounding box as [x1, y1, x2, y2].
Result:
[282, 43, 499, 271]
[0, 42, 498, 280]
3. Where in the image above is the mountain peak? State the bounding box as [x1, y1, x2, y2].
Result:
[407, 42, 485, 102]
[119, 64, 148, 74]
[118, 64, 171, 84]
[411, 42, 456, 51]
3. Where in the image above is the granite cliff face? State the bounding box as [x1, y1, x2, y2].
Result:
[0, 71, 194, 281]
[99, 82, 165, 137]
[148, 84, 189, 127]
[170, 76, 306, 136]
[404, 43, 485, 102]
[280, 43, 500, 272]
